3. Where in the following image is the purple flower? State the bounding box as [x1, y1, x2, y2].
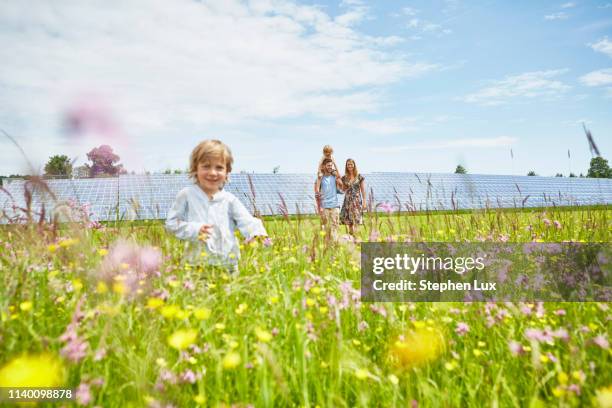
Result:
[99, 240, 162, 296]
[180, 369, 197, 384]
[378, 202, 394, 214]
[63, 94, 121, 139]
[592, 334, 610, 349]
[455, 322, 469, 336]
[75, 383, 92, 406]
[263, 237, 272, 247]
[508, 340, 525, 356]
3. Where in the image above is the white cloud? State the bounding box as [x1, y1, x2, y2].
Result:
[336, 117, 420, 134]
[372, 137, 518, 153]
[0, 0, 436, 139]
[560, 2, 575, 8]
[579, 68, 612, 86]
[544, 12, 568, 20]
[402, 7, 419, 16]
[462, 70, 571, 105]
[590, 37, 612, 57]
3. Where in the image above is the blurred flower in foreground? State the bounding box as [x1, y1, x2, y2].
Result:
[222, 352, 241, 369]
[63, 94, 121, 139]
[596, 385, 612, 408]
[389, 327, 445, 368]
[98, 240, 162, 296]
[0, 353, 65, 388]
[167, 329, 198, 350]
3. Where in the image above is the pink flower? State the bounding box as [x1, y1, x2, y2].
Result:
[508, 340, 525, 356]
[75, 383, 92, 406]
[98, 240, 162, 296]
[455, 322, 469, 336]
[378, 202, 394, 213]
[553, 220, 562, 229]
[592, 334, 609, 349]
[63, 94, 121, 139]
[180, 369, 197, 384]
[263, 237, 272, 247]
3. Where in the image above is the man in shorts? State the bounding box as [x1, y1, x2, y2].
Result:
[315, 158, 344, 244]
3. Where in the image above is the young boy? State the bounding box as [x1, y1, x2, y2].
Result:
[165, 140, 267, 273]
[315, 158, 344, 244]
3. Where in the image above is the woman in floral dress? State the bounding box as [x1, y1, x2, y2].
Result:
[340, 159, 366, 237]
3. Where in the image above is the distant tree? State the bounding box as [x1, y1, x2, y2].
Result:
[454, 165, 467, 174]
[273, 166, 280, 174]
[569, 173, 576, 178]
[555, 173, 563, 177]
[579, 173, 584, 178]
[163, 169, 172, 174]
[587, 156, 612, 178]
[527, 171, 537, 176]
[173, 169, 183, 174]
[86, 145, 126, 177]
[44, 155, 73, 177]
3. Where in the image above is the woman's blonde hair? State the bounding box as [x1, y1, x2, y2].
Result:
[345, 158, 359, 179]
[189, 140, 234, 181]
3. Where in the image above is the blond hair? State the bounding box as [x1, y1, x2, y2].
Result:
[345, 158, 359, 179]
[189, 140, 234, 180]
[322, 145, 333, 156]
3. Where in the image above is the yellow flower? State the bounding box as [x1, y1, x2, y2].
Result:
[268, 296, 279, 304]
[167, 329, 198, 350]
[194, 307, 211, 320]
[235, 303, 248, 315]
[445, 361, 459, 371]
[0, 353, 65, 388]
[19, 301, 33, 312]
[98, 248, 108, 256]
[72, 279, 83, 291]
[112, 282, 126, 295]
[473, 349, 483, 357]
[194, 394, 206, 405]
[596, 385, 612, 408]
[355, 368, 369, 380]
[255, 328, 272, 343]
[552, 386, 565, 398]
[47, 244, 58, 253]
[215, 323, 226, 331]
[305, 298, 315, 307]
[96, 281, 108, 294]
[388, 374, 399, 385]
[558, 371, 569, 385]
[59, 238, 78, 248]
[222, 352, 241, 369]
[146, 297, 164, 309]
[160, 305, 180, 318]
[389, 327, 444, 368]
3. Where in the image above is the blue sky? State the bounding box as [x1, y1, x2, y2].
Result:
[1, 0, 611, 176]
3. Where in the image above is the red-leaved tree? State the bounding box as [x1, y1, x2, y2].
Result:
[86, 145, 126, 177]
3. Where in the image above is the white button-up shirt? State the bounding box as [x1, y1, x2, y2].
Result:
[165, 184, 267, 265]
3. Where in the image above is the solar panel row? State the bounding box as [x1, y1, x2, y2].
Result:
[1, 173, 610, 223]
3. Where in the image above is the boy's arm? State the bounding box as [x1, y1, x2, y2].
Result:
[230, 196, 267, 239]
[165, 191, 207, 241]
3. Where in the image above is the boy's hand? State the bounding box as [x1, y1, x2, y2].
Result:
[198, 224, 213, 241]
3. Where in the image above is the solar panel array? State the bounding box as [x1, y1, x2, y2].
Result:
[1, 173, 611, 223]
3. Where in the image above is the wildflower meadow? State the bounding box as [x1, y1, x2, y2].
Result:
[1, 204, 611, 407]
